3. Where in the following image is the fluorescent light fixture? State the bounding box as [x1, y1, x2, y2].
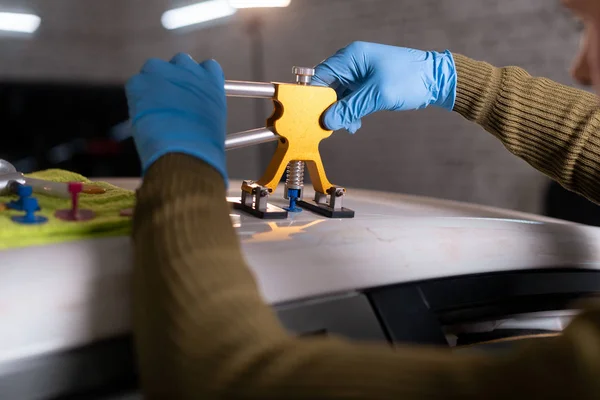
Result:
[228, 0, 291, 8]
[0, 12, 41, 33]
[161, 0, 236, 30]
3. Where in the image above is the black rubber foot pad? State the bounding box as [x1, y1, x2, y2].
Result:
[230, 200, 288, 219]
[55, 209, 96, 221]
[11, 215, 48, 225]
[297, 200, 355, 218]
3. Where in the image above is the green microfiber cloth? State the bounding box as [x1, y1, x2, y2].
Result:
[0, 169, 135, 250]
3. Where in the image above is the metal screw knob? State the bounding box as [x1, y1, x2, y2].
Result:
[293, 66, 315, 85]
[0, 159, 16, 174]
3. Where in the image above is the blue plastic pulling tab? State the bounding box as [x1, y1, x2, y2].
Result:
[8, 184, 47, 225]
[6, 183, 38, 211]
[11, 196, 48, 225]
[285, 188, 303, 213]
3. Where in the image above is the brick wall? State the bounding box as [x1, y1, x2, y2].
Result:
[0, 0, 585, 213]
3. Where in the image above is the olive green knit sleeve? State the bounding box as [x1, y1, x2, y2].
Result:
[452, 53, 600, 204]
[132, 153, 600, 399]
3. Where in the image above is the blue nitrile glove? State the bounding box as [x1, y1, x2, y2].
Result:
[312, 41, 457, 134]
[125, 53, 228, 184]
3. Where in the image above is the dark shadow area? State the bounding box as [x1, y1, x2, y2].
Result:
[543, 180, 600, 226]
[0, 81, 140, 178]
[1, 335, 138, 400]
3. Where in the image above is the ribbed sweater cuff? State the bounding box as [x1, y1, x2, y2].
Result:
[452, 53, 502, 122]
[136, 152, 226, 212]
[451, 53, 600, 203]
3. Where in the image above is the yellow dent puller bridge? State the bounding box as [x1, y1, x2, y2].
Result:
[257, 83, 337, 193]
[224, 66, 355, 219]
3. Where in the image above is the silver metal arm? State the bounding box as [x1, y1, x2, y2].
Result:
[0, 171, 72, 197]
[222, 81, 279, 150]
[224, 80, 275, 98]
[225, 127, 279, 150]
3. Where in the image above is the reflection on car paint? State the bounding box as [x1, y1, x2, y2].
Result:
[242, 220, 325, 243]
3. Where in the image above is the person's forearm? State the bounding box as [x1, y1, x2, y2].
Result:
[452, 54, 600, 204]
[131, 154, 289, 397]
[131, 154, 487, 399]
[132, 153, 600, 399]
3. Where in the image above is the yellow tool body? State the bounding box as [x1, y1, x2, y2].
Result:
[246, 82, 337, 195]
[224, 66, 355, 219]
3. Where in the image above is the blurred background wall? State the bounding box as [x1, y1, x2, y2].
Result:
[0, 0, 591, 216]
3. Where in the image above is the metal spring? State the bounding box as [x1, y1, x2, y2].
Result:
[286, 161, 305, 190]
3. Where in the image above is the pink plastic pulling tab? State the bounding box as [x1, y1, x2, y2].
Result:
[68, 182, 83, 219]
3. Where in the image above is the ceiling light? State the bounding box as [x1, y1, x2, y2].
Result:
[229, 0, 291, 8]
[161, 0, 236, 30]
[0, 12, 41, 34]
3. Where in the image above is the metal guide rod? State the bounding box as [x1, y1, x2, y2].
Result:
[225, 127, 278, 150]
[223, 80, 277, 150]
[224, 80, 275, 98]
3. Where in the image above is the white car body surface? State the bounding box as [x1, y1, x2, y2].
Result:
[2, 178, 600, 369]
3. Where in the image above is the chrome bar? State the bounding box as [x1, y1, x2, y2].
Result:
[224, 80, 275, 98]
[225, 127, 279, 150]
[0, 172, 71, 198]
[24, 176, 72, 198]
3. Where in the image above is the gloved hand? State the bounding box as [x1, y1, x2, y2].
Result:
[125, 53, 228, 184]
[312, 41, 457, 133]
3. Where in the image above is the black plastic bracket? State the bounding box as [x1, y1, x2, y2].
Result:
[297, 187, 355, 218]
[230, 181, 289, 219]
[297, 200, 355, 218]
[230, 199, 288, 219]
